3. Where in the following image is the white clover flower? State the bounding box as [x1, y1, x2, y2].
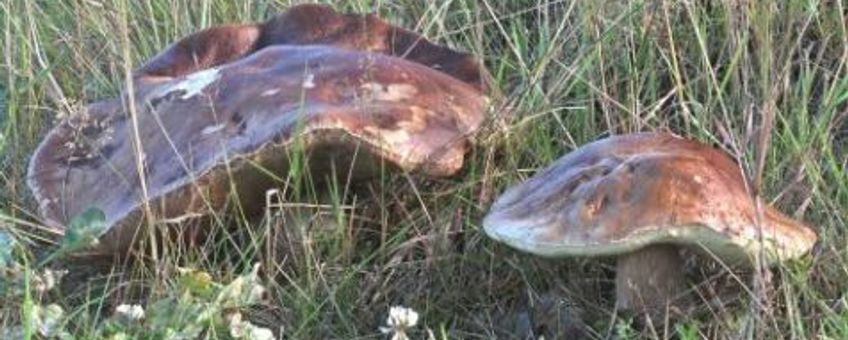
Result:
[218, 263, 266, 307]
[226, 312, 276, 340]
[227, 312, 248, 337]
[38, 304, 65, 337]
[247, 284, 267, 304]
[35, 269, 68, 294]
[246, 326, 276, 340]
[107, 332, 131, 340]
[379, 306, 419, 340]
[114, 304, 145, 321]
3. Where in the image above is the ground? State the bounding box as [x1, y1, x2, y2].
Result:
[1, 1, 847, 339]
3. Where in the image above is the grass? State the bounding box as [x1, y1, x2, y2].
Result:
[1, 0, 846, 338]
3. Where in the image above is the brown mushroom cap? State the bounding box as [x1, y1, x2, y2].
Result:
[139, 3, 486, 91]
[483, 133, 817, 265]
[27, 5, 488, 253]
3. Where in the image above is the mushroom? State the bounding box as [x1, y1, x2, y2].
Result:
[137, 3, 486, 91]
[482, 133, 817, 315]
[27, 4, 488, 254]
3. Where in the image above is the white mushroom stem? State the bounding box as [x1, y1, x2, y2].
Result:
[615, 244, 687, 315]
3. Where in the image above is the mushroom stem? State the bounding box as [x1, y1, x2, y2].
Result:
[615, 244, 687, 316]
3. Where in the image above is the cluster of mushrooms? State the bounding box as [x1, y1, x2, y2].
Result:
[27, 4, 817, 320]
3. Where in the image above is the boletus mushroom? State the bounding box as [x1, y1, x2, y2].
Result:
[27, 4, 488, 254]
[482, 133, 817, 316]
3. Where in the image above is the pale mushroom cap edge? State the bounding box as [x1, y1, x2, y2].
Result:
[482, 133, 818, 265]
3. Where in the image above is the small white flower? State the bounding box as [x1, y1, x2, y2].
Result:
[107, 332, 131, 340]
[35, 269, 68, 294]
[114, 304, 145, 321]
[379, 306, 419, 340]
[227, 312, 248, 338]
[227, 312, 276, 340]
[38, 304, 65, 337]
[247, 326, 276, 340]
[218, 263, 266, 307]
[248, 284, 267, 304]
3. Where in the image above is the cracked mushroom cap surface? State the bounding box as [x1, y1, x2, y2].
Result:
[483, 133, 817, 265]
[27, 4, 488, 253]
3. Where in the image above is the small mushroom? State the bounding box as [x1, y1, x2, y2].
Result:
[482, 133, 817, 316]
[27, 5, 488, 254]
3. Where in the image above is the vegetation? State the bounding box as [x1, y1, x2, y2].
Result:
[1, 0, 846, 338]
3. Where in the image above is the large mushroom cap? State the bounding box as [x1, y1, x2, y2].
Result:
[27, 5, 488, 253]
[483, 133, 817, 264]
[138, 3, 486, 91]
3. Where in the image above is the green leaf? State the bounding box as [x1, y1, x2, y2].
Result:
[177, 268, 215, 298]
[60, 207, 107, 253]
[39, 207, 107, 266]
[215, 263, 265, 308]
[0, 230, 22, 296]
[0, 230, 19, 269]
